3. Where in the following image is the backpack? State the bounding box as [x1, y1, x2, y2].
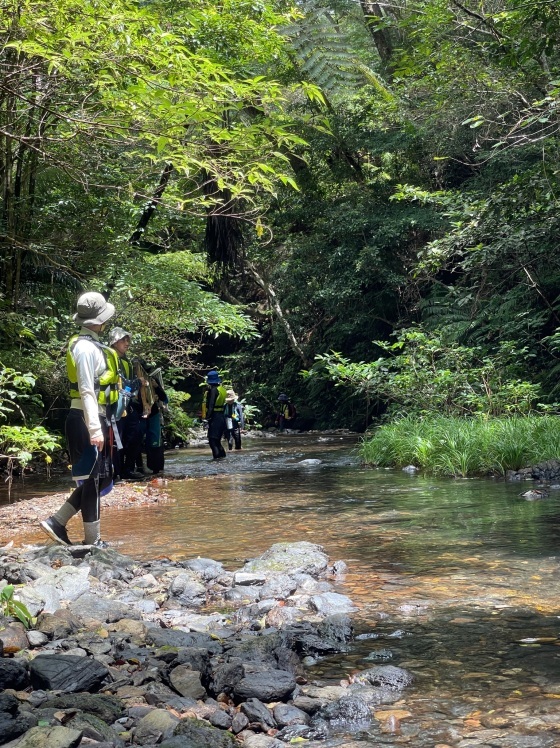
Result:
[288, 403, 297, 419]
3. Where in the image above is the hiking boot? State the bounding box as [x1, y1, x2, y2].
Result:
[40, 517, 72, 546]
[121, 471, 144, 480]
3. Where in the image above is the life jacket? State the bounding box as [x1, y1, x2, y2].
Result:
[67, 334, 121, 410]
[280, 402, 296, 420]
[203, 385, 227, 416]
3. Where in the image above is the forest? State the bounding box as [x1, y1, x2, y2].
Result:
[1, 0, 560, 474]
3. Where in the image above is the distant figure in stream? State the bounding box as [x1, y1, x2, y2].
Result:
[202, 369, 227, 460]
[141, 363, 168, 475]
[40, 292, 118, 547]
[275, 393, 297, 432]
[109, 326, 143, 481]
[224, 389, 244, 450]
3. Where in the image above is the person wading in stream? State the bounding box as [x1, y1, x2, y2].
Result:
[202, 370, 227, 460]
[40, 292, 119, 547]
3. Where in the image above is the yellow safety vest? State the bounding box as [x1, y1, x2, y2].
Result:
[66, 334, 121, 406]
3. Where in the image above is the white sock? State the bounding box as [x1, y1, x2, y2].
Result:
[53, 502, 79, 527]
[83, 520, 101, 545]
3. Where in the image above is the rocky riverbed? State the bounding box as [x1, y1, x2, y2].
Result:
[0, 541, 413, 748]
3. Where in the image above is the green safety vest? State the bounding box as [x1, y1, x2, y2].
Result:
[66, 334, 121, 406]
[203, 384, 227, 416]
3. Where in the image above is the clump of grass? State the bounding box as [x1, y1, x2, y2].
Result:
[362, 415, 560, 477]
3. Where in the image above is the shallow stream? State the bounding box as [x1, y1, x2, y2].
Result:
[9, 433, 560, 746]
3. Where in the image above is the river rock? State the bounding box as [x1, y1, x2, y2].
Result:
[65, 711, 123, 744]
[233, 669, 297, 702]
[69, 592, 138, 625]
[169, 717, 236, 747]
[29, 654, 109, 692]
[28, 565, 91, 613]
[234, 572, 267, 586]
[0, 692, 36, 744]
[297, 459, 322, 466]
[352, 665, 414, 691]
[14, 725, 83, 748]
[316, 694, 372, 725]
[168, 572, 206, 607]
[310, 592, 356, 615]
[133, 708, 180, 743]
[36, 609, 81, 639]
[145, 627, 214, 649]
[210, 659, 244, 695]
[242, 542, 329, 577]
[26, 630, 49, 648]
[273, 703, 310, 727]
[240, 698, 276, 730]
[0, 656, 29, 689]
[231, 711, 250, 733]
[43, 693, 124, 724]
[0, 621, 30, 652]
[182, 558, 224, 581]
[168, 664, 206, 699]
[244, 736, 285, 748]
[208, 708, 233, 729]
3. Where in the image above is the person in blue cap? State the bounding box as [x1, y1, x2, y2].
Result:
[201, 369, 228, 459]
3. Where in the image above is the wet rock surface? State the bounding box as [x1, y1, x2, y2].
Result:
[0, 541, 391, 747]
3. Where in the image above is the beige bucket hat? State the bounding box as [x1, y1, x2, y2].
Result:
[73, 292, 115, 326]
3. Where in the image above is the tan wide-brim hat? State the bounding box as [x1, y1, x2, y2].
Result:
[109, 326, 131, 345]
[74, 292, 115, 326]
[225, 389, 238, 403]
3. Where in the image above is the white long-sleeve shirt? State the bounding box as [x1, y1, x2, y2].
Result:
[70, 327, 108, 441]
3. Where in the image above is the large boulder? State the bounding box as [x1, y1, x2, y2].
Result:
[12, 725, 83, 748]
[233, 669, 297, 702]
[42, 693, 124, 724]
[69, 592, 139, 625]
[168, 665, 206, 699]
[29, 654, 109, 693]
[242, 543, 329, 577]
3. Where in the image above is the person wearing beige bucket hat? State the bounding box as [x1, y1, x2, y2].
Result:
[40, 292, 118, 548]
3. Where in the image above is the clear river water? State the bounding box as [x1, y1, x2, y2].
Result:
[9, 433, 560, 746]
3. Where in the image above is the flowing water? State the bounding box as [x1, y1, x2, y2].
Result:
[10, 433, 560, 746]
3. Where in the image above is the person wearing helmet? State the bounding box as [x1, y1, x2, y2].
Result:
[40, 291, 118, 547]
[275, 393, 297, 432]
[202, 370, 227, 459]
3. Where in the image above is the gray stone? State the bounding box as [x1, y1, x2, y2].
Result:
[309, 592, 356, 615]
[168, 665, 206, 700]
[14, 725, 83, 748]
[133, 708, 180, 744]
[208, 708, 233, 729]
[43, 693, 123, 724]
[259, 574, 298, 600]
[182, 558, 224, 581]
[0, 657, 29, 689]
[65, 712, 123, 744]
[168, 573, 206, 607]
[240, 698, 276, 730]
[36, 610, 80, 639]
[26, 630, 49, 648]
[29, 654, 109, 693]
[316, 695, 372, 724]
[145, 627, 214, 650]
[171, 717, 236, 747]
[29, 566, 91, 613]
[242, 542, 329, 577]
[233, 573, 266, 586]
[272, 703, 310, 727]
[296, 459, 322, 466]
[244, 737, 285, 748]
[211, 659, 244, 695]
[231, 711, 249, 733]
[69, 592, 138, 625]
[234, 669, 297, 703]
[351, 664, 414, 691]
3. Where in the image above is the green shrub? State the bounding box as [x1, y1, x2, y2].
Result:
[362, 415, 560, 477]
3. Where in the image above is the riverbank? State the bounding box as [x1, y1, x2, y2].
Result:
[0, 480, 174, 544]
[0, 540, 414, 747]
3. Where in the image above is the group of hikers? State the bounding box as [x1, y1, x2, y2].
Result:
[39, 291, 298, 548]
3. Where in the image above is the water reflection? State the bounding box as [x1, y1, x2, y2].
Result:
[10, 433, 560, 747]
